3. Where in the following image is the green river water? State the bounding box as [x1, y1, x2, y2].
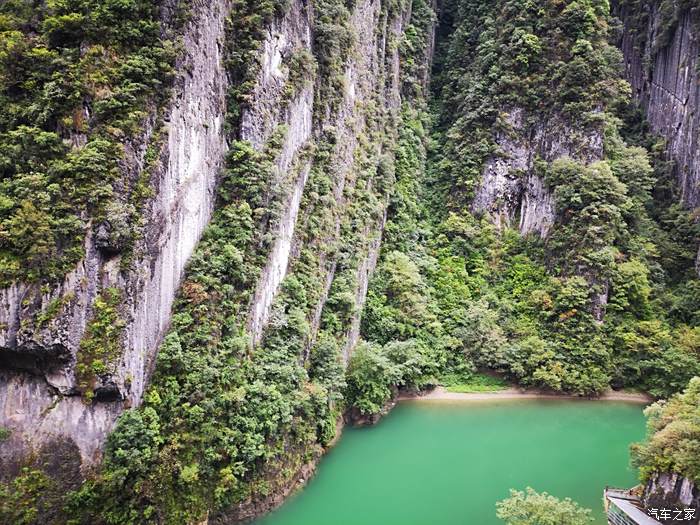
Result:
[254, 399, 647, 525]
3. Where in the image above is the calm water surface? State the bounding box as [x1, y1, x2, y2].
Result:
[255, 399, 646, 525]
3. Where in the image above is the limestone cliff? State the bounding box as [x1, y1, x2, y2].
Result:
[472, 108, 604, 238]
[1, 0, 230, 469]
[618, 2, 700, 208]
[616, 2, 700, 270]
[0, 0, 434, 500]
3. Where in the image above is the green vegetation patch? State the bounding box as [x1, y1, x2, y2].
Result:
[497, 487, 593, 525]
[441, 372, 510, 393]
[76, 287, 125, 403]
[0, 0, 185, 285]
[226, 0, 289, 129]
[0, 468, 53, 525]
[632, 376, 700, 484]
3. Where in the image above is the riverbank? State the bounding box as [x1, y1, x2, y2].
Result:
[398, 387, 652, 403]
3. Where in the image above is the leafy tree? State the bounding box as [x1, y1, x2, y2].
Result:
[496, 487, 593, 525]
[609, 321, 700, 397]
[547, 159, 630, 279]
[457, 297, 508, 369]
[631, 377, 700, 484]
[345, 342, 402, 415]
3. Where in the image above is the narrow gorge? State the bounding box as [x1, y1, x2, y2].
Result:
[0, 0, 698, 523]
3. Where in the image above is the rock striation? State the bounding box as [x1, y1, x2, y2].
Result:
[0, 0, 435, 485]
[472, 108, 603, 238]
[0, 0, 230, 469]
[618, 3, 700, 208]
[617, 3, 700, 270]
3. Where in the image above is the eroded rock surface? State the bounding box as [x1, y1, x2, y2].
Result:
[0, 0, 230, 467]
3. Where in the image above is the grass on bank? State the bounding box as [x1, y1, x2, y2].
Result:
[440, 372, 510, 393]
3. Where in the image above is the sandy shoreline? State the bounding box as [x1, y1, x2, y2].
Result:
[398, 386, 652, 403]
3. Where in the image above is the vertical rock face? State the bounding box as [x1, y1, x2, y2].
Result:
[618, 4, 700, 208]
[644, 473, 700, 523]
[0, 0, 230, 468]
[471, 108, 603, 237]
[122, 0, 231, 410]
[0, 0, 429, 479]
[344, 210, 387, 360]
[245, 1, 315, 345]
[333, 2, 411, 361]
[246, 0, 420, 358]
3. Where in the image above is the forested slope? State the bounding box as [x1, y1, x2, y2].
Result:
[356, 0, 700, 408]
[0, 0, 699, 523]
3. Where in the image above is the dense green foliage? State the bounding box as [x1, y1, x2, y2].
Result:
[345, 340, 437, 414]
[496, 487, 593, 525]
[356, 0, 700, 401]
[631, 376, 700, 484]
[3, 0, 700, 521]
[432, 0, 626, 206]
[441, 371, 509, 393]
[312, 0, 353, 119]
[0, 468, 53, 525]
[0, 0, 182, 284]
[57, 0, 436, 523]
[226, 0, 288, 129]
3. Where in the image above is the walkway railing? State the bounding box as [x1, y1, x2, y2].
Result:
[604, 487, 663, 525]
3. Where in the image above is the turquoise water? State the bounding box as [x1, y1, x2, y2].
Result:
[254, 399, 647, 525]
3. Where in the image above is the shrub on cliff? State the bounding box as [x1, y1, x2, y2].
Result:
[345, 342, 402, 416]
[631, 376, 700, 484]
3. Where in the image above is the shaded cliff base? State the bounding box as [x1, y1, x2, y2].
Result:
[0, 435, 83, 525]
[644, 473, 700, 525]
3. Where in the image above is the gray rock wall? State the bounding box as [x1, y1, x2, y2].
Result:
[472, 108, 603, 237]
[246, 2, 315, 344]
[618, 5, 700, 208]
[0, 0, 231, 468]
[247, 0, 422, 362]
[644, 472, 700, 524]
[617, 3, 700, 273]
